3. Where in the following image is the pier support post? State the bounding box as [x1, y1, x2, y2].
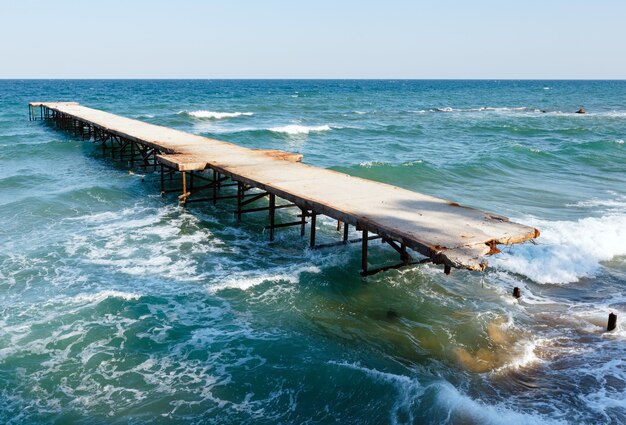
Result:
[160, 164, 165, 195]
[309, 212, 317, 248]
[178, 172, 189, 206]
[300, 208, 306, 236]
[608, 313, 617, 331]
[212, 170, 218, 204]
[361, 229, 368, 274]
[237, 182, 243, 220]
[269, 194, 276, 241]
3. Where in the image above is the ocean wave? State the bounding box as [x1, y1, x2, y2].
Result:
[410, 106, 626, 118]
[358, 159, 423, 168]
[432, 381, 566, 425]
[268, 124, 332, 135]
[67, 290, 141, 304]
[329, 361, 423, 424]
[414, 106, 542, 114]
[566, 193, 626, 211]
[491, 213, 626, 284]
[329, 361, 562, 424]
[179, 110, 254, 119]
[206, 265, 320, 293]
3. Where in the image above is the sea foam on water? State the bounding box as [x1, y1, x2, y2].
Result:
[492, 213, 626, 284]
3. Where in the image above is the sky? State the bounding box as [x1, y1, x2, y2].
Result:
[1, 0, 624, 79]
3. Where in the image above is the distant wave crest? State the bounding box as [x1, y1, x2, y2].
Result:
[268, 124, 332, 135]
[180, 110, 254, 119]
[413, 107, 626, 117]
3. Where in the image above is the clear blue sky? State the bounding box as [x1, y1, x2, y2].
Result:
[2, 0, 624, 79]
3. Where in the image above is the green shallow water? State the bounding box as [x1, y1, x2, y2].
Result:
[0, 80, 625, 424]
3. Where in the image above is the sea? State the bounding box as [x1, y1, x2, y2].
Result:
[0, 80, 624, 424]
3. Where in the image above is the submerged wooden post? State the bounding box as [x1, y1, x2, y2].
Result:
[607, 313, 617, 331]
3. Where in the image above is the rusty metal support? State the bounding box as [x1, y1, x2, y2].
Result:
[309, 211, 317, 248]
[178, 172, 190, 206]
[361, 229, 369, 274]
[213, 169, 218, 204]
[269, 194, 276, 241]
[312, 235, 380, 250]
[236, 181, 244, 220]
[300, 208, 306, 236]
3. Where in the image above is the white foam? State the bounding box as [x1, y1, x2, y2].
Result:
[68, 290, 141, 304]
[181, 110, 254, 119]
[268, 124, 331, 135]
[65, 205, 224, 281]
[433, 381, 567, 425]
[207, 265, 320, 293]
[494, 339, 541, 372]
[359, 160, 386, 168]
[567, 193, 626, 210]
[492, 214, 626, 284]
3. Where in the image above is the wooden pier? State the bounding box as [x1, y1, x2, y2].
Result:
[29, 102, 539, 276]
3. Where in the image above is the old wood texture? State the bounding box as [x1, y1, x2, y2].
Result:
[32, 102, 540, 271]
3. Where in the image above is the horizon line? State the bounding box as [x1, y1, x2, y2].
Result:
[2, 77, 626, 81]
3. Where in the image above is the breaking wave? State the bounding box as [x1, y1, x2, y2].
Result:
[491, 213, 626, 284]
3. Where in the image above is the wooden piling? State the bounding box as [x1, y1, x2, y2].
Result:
[608, 313, 617, 331]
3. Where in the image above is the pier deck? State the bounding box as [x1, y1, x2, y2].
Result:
[29, 102, 539, 275]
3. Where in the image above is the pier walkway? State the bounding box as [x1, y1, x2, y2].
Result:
[29, 102, 539, 275]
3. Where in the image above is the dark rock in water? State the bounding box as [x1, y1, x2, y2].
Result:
[575, 108, 586, 114]
[386, 309, 398, 319]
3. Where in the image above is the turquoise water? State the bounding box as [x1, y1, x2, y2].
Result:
[1, 80, 625, 424]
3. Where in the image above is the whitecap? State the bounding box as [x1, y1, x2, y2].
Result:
[359, 160, 386, 168]
[67, 290, 141, 304]
[491, 214, 626, 284]
[432, 381, 567, 425]
[268, 124, 332, 135]
[566, 193, 626, 211]
[207, 265, 320, 293]
[180, 110, 254, 119]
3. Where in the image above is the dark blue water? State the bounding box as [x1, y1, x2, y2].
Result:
[1, 80, 625, 424]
